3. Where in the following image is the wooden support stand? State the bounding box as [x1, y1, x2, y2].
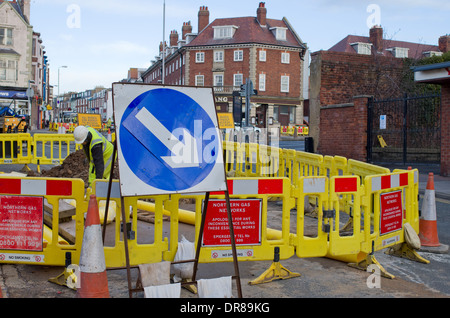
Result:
[102, 141, 242, 298]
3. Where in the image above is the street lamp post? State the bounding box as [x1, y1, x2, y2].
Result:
[162, 0, 166, 85]
[58, 66, 68, 122]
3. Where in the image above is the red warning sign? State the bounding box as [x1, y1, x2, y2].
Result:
[380, 190, 403, 235]
[0, 196, 44, 251]
[202, 199, 262, 247]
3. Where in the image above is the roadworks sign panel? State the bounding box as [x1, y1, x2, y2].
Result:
[112, 83, 227, 196]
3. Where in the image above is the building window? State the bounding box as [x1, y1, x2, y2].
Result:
[270, 27, 287, 41]
[388, 47, 409, 58]
[214, 74, 224, 87]
[0, 59, 17, 82]
[195, 75, 204, 86]
[281, 75, 290, 93]
[259, 73, 266, 91]
[281, 52, 290, 64]
[196, 52, 205, 63]
[273, 106, 279, 122]
[350, 42, 372, 55]
[234, 50, 243, 61]
[259, 50, 266, 62]
[214, 50, 224, 62]
[234, 73, 243, 87]
[423, 51, 442, 58]
[0, 28, 13, 46]
[213, 26, 238, 39]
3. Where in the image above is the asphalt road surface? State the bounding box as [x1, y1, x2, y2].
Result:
[1, 199, 449, 299]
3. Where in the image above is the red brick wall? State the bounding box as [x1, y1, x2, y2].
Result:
[317, 51, 404, 106]
[318, 96, 369, 161]
[441, 84, 450, 176]
[313, 50, 404, 161]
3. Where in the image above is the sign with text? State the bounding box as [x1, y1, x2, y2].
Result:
[380, 190, 403, 235]
[217, 113, 235, 129]
[202, 199, 262, 247]
[0, 196, 44, 251]
[77, 113, 102, 129]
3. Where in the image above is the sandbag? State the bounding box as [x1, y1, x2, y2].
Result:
[404, 223, 421, 250]
[172, 236, 195, 282]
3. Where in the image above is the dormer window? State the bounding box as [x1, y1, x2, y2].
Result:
[423, 51, 443, 58]
[213, 26, 238, 39]
[350, 42, 372, 55]
[270, 27, 287, 41]
[387, 47, 409, 58]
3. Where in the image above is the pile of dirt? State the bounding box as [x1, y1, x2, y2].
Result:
[38, 149, 119, 186]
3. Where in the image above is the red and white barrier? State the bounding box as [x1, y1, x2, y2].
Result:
[0, 178, 72, 196]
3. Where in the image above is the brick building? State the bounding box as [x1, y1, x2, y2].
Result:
[310, 26, 448, 161]
[0, 0, 52, 129]
[142, 3, 308, 129]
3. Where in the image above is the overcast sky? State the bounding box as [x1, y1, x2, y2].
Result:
[29, 0, 449, 94]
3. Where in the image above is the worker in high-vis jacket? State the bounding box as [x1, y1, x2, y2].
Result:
[74, 125, 115, 187]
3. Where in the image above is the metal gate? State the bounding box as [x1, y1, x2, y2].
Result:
[367, 93, 441, 164]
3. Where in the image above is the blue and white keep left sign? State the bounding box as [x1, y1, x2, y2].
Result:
[112, 83, 227, 196]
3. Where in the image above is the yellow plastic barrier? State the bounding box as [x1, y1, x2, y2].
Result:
[243, 143, 259, 177]
[328, 176, 362, 256]
[91, 180, 179, 267]
[295, 151, 323, 177]
[32, 133, 81, 171]
[0, 140, 425, 277]
[296, 125, 309, 136]
[347, 159, 390, 177]
[258, 144, 280, 177]
[223, 141, 238, 176]
[189, 178, 295, 263]
[280, 148, 296, 181]
[0, 176, 87, 266]
[295, 176, 329, 257]
[0, 133, 33, 165]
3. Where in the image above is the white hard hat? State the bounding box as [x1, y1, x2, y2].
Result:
[74, 126, 89, 144]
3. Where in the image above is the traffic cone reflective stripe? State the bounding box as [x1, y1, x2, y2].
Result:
[76, 195, 110, 298]
[419, 173, 441, 247]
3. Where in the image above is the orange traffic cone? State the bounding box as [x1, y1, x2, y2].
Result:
[419, 173, 440, 246]
[419, 173, 448, 253]
[107, 128, 112, 142]
[76, 195, 110, 298]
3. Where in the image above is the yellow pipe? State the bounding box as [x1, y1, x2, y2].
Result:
[43, 224, 69, 248]
[137, 200, 195, 225]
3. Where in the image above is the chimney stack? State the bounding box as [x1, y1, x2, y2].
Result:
[128, 68, 138, 80]
[18, 0, 31, 24]
[182, 21, 192, 40]
[159, 41, 167, 53]
[198, 6, 210, 33]
[439, 35, 450, 53]
[170, 30, 179, 47]
[369, 25, 383, 52]
[257, 2, 267, 26]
